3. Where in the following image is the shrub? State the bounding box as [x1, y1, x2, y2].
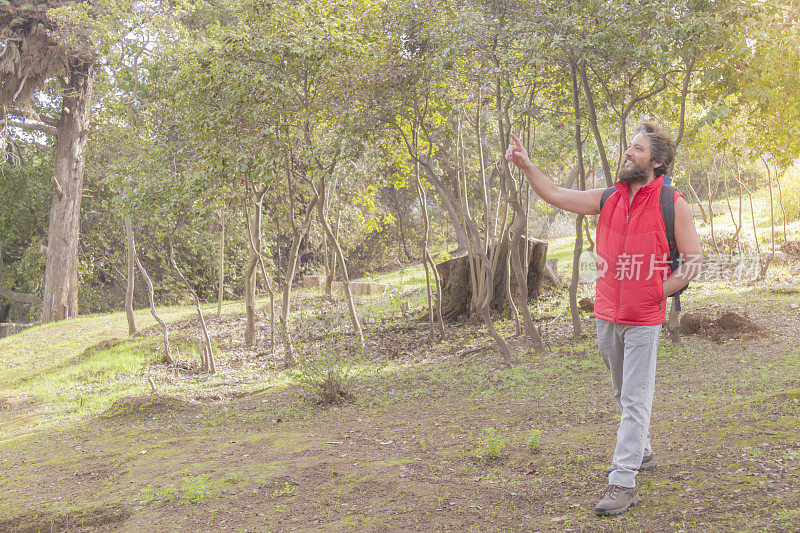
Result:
[475, 428, 507, 461]
[290, 347, 360, 406]
[527, 429, 542, 454]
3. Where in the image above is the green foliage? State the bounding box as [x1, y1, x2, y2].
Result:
[138, 475, 217, 505]
[290, 346, 362, 406]
[475, 427, 507, 461]
[0, 145, 51, 318]
[527, 429, 542, 454]
[779, 167, 800, 223]
[1, 0, 794, 326]
[272, 482, 295, 498]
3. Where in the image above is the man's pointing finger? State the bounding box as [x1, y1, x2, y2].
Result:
[510, 132, 523, 150]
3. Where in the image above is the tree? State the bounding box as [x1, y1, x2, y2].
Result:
[0, 1, 99, 321]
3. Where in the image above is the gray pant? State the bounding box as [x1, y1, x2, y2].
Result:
[596, 318, 661, 488]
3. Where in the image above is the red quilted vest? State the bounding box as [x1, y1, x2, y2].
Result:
[594, 176, 679, 325]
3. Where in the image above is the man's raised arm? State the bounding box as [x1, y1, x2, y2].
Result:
[506, 132, 604, 215]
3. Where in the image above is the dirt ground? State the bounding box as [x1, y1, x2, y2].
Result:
[1, 284, 799, 532]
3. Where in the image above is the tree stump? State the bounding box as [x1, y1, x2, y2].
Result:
[436, 238, 548, 322]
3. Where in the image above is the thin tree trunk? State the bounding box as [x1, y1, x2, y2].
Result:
[281, 175, 318, 366]
[774, 164, 788, 243]
[41, 60, 95, 322]
[124, 215, 136, 335]
[414, 137, 435, 342]
[495, 77, 545, 352]
[418, 154, 513, 364]
[428, 176, 469, 252]
[316, 177, 365, 355]
[760, 157, 775, 257]
[324, 177, 341, 297]
[458, 112, 470, 219]
[169, 241, 215, 373]
[710, 163, 721, 253]
[135, 256, 173, 365]
[738, 160, 761, 257]
[736, 176, 743, 253]
[674, 56, 695, 149]
[217, 203, 225, 319]
[505, 235, 520, 336]
[570, 60, 587, 337]
[243, 186, 268, 347]
[394, 190, 414, 262]
[477, 87, 493, 243]
[686, 174, 707, 223]
[578, 60, 612, 187]
[413, 130, 445, 339]
[243, 196, 276, 353]
[323, 221, 331, 296]
[426, 250, 446, 340]
[330, 203, 342, 293]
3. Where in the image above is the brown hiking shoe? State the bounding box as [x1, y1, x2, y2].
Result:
[594, 485, 642, 516]
[603, 453, 657, 476]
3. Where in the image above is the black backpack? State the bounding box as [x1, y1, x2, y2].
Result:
[599, 183, 687, 312]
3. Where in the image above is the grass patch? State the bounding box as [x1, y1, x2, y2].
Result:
[527, 429, 542, 454]
[475, 428, 507, 462]
[138, 473, 228, 505]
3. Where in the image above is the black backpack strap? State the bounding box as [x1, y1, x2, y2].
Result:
[599, 186, 617, 212]
[660, 184, 678, 268]
[660, 184, 686, 310]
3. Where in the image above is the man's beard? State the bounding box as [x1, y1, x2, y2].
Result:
[618, 159, 650, 184]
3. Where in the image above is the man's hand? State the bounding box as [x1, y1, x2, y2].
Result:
[505, 131, 604, 216]
[505, 132, 533, 172]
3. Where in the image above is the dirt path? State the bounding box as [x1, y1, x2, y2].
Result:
[1, 286, 799, 531]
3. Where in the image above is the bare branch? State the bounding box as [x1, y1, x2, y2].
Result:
[12, 75, 28, 101]
[52, 175, 63, 197]
[6, 108, 59, 127]
[3, 119, 57, 137]
[0, 285, 39, 306]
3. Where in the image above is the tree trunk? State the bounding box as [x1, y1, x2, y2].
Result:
[317, 177, 365, 355]
[570, 60, 587, 337]
[243, 187, 267, 347]
[41, 60, 94, 323]
[406, 124, 511, 363]
[393, 189, 414, 263]
[243, 193, 276, 353]
[414, 147, 444, 342]
[674, 56, 695, 149]
[135, 257, 173, 365]
[578, 60, 612, 187]
[760, 156, 775, 256]
[124, 215, 136, 335]
[496, 77, 546, 353]
[217, 203, 225, 319]
[436, 238, 547, 321]
[169, 241, 214, 373]
[477, 88, 494, 243]
[281, 189, 318, 366]
[504, 236, 520, 335]
[774, 164, 787, 243]
[429, 177, 469, 253]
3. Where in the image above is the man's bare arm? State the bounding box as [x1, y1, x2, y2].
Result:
[506, 133, 604, 215]
[663, 196, 703, 298]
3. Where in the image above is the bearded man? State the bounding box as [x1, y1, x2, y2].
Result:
[506, 122, 703, 516]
